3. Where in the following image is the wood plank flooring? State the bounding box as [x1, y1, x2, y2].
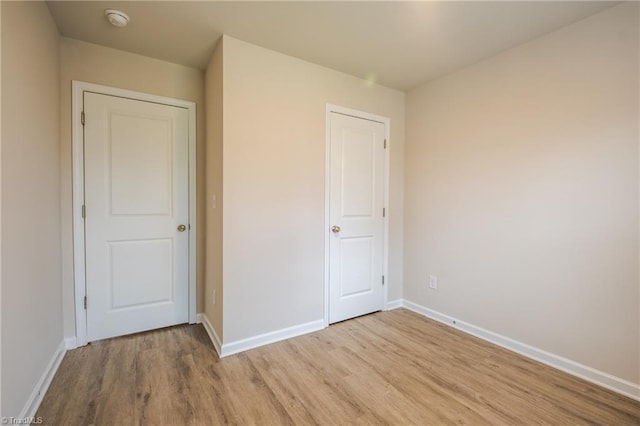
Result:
[37, 309, 640, 425]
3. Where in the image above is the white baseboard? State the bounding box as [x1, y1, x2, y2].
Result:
[196, 313, 222, 357]
[64, 337, 77, 350]
[197, 313, 325, 358]
[222, 319, 325, 357]
[402, 299, 640, 401]
[19, 340, 66, 419]
[386, 299, 403, 310]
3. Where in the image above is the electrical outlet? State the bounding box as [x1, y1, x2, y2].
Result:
[429, 275, 438, 289]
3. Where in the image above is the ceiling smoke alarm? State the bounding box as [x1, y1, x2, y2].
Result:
[105, 9, 130, 28]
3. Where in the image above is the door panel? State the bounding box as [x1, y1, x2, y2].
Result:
[109, 113, 172, 216]
[329, 112, 385, 324]
[84, 92, 189, 341]
[339, 237, 374, 297]
[341, 128, 375, 217]
[109, 239, 173, 309]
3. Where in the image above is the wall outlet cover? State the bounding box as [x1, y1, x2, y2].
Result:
[429, 275, 438, 289]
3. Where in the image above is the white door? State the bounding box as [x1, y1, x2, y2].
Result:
[84, 92, 189, 341]
[329, 112, 385, 324]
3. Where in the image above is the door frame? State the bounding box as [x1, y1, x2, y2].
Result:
[324, 104, 390, 327]
[72, 81, 197, 346]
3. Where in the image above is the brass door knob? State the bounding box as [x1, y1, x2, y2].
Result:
[331, 225, 341, 233]
[177, 224, 187, 232]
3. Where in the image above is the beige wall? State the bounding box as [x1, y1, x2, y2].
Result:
[59, 38, 206, 338]
[0, 0, 3, 416]
[404, 3, 639, 384]
[1, 1, 62, 416]
[204, 39, 224, 339]
[221, 36, 404, 343]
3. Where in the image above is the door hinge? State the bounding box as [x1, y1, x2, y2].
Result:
[83, 296, 87, 310]
[384, 139, 387, 149]
[82, 204, 86, 219]
[382, 275, 385, 285]
[81, 111, 85, 126]
[383, 207, 386, 218]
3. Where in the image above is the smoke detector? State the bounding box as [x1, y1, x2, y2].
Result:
[105, 9, 130, 28]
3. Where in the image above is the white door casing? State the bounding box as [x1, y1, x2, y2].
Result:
[327, 107, 389, 324]
[72, 82, 197, 346]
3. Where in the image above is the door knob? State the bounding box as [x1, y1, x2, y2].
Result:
[331, 225, 341, 233]
[177, 224, 187, 232]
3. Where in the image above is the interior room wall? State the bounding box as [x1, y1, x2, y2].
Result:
[404, 2, 639, 384]
[221, 35, 405, 343]
[1, 1, 62, 416]
[204, 39, 224, 340]
[59, 37, 206, 339]
[0, 0, 4, 417]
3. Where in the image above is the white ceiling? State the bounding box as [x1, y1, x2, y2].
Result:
[46, 1, 618, 91]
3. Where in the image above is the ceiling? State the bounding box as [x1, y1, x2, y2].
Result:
[46, 1, 618, 91]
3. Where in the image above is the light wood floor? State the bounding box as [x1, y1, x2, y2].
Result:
[37, 309, 640, 425]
